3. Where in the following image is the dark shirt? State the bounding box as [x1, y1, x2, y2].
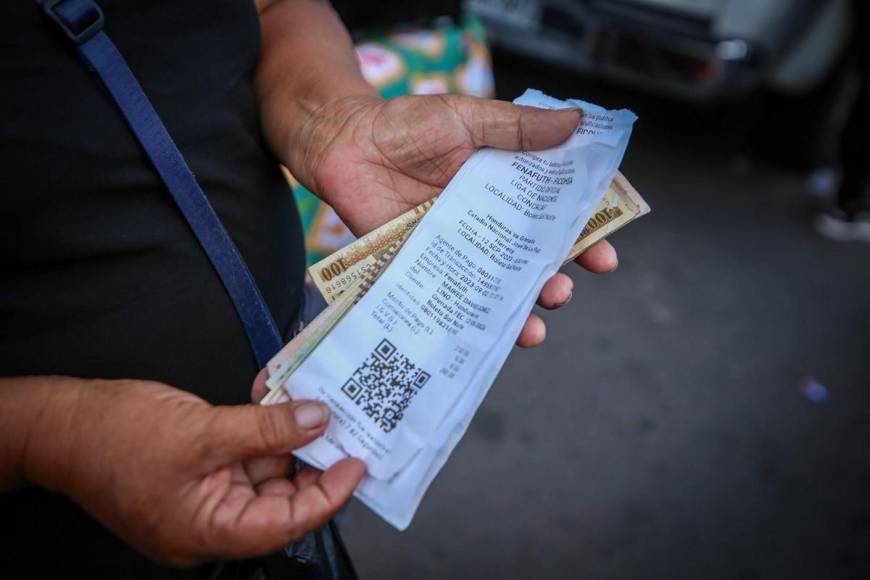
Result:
[0, 1, 306, 577]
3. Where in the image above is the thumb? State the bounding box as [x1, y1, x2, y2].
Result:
[207, 400, 330, 462]
[458, 95, 582, 151]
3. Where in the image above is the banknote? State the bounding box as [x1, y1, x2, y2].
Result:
[262, 239, 403, 403]
[561, 172, 649, 263]
[263, 172, 649, 402]
[309, 200, 434, 303]
[309, 172, 648, 304]
[261, 286, 360, 403]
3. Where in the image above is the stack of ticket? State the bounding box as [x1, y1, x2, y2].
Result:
[261, 90, 644, 529]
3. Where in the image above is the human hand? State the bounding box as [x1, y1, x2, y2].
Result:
[22, 377, 364, 566]
[285, 94, 618, 347]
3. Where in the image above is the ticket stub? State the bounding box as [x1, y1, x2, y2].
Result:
[280, 89, 637, 529]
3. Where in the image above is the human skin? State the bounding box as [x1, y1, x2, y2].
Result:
[254, 0, 618, 346]
[0, 376, 365, 565]
[0, 0, 619, 567]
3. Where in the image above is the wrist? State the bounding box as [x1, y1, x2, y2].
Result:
[284, 91, 382, 192]
[253, 0, 382, 188]
[13, 376, 94, 494]
[259, 69, 381, 188]
[291, 70, 381, 120]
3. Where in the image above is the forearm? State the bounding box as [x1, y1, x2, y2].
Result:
[0, 376, 85, 492]
[254, 0, 379, 172]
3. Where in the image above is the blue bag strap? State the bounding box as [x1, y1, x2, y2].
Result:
[36, 0, 284, 368]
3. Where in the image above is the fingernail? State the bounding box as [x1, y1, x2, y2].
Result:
[559, 291, 573, 307]
[294, 401, 329, 429]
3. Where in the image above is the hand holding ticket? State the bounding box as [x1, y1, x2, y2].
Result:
[307, 172, 647, 305]
[265, 90, 639, 529]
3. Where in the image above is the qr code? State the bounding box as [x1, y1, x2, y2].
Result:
[341, 339, 431, 433]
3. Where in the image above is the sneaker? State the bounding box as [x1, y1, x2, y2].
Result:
[813, 208, 870, 243]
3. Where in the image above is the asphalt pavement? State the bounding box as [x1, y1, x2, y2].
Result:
[340, 54, 870, 580]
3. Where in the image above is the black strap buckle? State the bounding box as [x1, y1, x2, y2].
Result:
[40, 0, 104, 45]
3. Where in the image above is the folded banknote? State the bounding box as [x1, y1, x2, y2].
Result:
[308, 172, 647, 304]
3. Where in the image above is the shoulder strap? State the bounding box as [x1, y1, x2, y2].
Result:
[36, 0, 284, 368]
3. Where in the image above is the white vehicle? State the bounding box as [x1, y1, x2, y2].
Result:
[466, 0, 852, 100]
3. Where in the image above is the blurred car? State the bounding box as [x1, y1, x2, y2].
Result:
[465, 0, 851, 101]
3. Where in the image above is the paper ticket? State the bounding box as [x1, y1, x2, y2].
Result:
[310, 173, 647, 303]
[275, 89, 638, 529]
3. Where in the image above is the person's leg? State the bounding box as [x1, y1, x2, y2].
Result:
[814, 3, 870, 241]
[836, 74, 870, 216]
[814, 70, 870, 242]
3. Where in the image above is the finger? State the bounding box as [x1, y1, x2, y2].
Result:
[459, 96, 582, 151]
[206, 459, 365, 559]
[516, 312, 546, 348]
[255, 477, 296, 497]
[292, 464, 325, 490]
[574, 239, 618, 273]
[207, 491, 296, 559]
[202, 458, 364, 559]
[251, 367, 269, 403]
[208, 400, 330, 462]
[537, 273, 573, 310]
[214, 458, 366, 558]
[284, 458, 366, 535]
[244, 455, 294, 485]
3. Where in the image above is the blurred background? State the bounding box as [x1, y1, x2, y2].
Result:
[306, 1, 870, 577]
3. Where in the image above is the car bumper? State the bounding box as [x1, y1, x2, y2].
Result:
[474, 1, 765, 101]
